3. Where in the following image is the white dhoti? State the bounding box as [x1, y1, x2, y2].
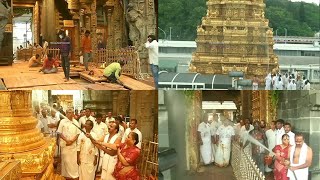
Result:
[215, 142, 231, 166]
[61, 146, 79, 178]
[97, 149, 103, 172]
[200, 140, 212, 164]
[79, 163, 96, 180]
[211, 143, 216, 162]
[101, 156, 117, 180]
[287, 143, 309, 180]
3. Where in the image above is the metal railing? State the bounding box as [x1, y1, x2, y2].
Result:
[231, 142, 265, 180]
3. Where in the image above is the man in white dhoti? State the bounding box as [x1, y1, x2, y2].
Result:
[215, 118, 235, 167]
[210, 113, 220, 162]
[89, 122, 121, 180]
[287, 133, 313, 180]
[77, 120, 98, 180]
[79, 108, 95, 131]
[265, 73, 272, 90]
[121, 119, 142, 149]
[198, 114, 213, 165]
[92, 113, 108, 172]
[39, 109, 50, 134]
[275, 119, 285, 145]
[48, 109, 59, 137]
[57, 108, 81, 180]
[265, 121, 276, 172]
[284, 122, 295, 146]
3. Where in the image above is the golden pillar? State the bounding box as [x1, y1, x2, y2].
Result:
[0, 91, 56, 179]
[251, 91, 273, 123]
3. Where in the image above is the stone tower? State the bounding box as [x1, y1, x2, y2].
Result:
[190, 0, 278, 80]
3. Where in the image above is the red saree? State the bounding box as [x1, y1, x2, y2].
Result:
[113, 143, 140, 180]
[273, 145, 290, 180]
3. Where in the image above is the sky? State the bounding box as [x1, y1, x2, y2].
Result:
[290, 0, 320, 5]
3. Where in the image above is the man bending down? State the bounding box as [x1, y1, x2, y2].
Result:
[103, 60, 125, 84]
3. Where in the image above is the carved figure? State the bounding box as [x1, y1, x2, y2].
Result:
[126, 3, 144, 50]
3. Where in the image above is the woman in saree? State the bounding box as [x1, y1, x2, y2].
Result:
[273, 134, 291, 180]
[113, 132, 140, 180]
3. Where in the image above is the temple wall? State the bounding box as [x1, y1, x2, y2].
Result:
[277, 90, 320, 179]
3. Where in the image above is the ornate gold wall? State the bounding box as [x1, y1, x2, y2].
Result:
[190, 0, 278, 80]
[251, 90, 273, 123]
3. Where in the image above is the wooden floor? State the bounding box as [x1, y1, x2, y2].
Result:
[0, 61, 155, 90]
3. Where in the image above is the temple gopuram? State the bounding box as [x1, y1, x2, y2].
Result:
[190, 0, 279, 80]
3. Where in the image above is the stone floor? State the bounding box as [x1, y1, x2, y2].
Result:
[180, 164, 236, 180]
[175, 164, 275, 180]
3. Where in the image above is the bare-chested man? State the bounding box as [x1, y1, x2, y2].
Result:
[287, 133, 312, 180]
[245, 121, 267, 174]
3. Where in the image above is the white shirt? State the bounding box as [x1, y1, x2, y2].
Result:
[55, 111, 61, 121]
[198, 122, 212, 144]
[292, 83, 297, 90]
[79, 115, 95, 130]
[303, 83, 310, 90]
[36, 119, 44, 130]
[121, 128, 142, 149]
[265, 129, 276, 152]
[118, 125, 125, 137]
[92, 121, 108, 140]
[105, 117, 115, 124]
[77, 131, 98, 163]
[286, 131, 295, 146]
[48, 116, 58, 135]
[57, 118, 81, 148]
[275, 127, 285, 145]
[276, 81, 283, 90]
[210, 120, 221, 136]
[145, 40, 159, 65]
[40, 116, 50, 134]
[216, 125, 235, 144]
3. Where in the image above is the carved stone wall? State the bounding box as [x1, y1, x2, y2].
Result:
[190, 0, 278, 80]
[130, 90, 157, 141]
[126, 0, 156, 73]
[0, 1, 12, 65]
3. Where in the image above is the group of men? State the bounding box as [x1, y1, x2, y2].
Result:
[34, 105, 143, 180]
[197, 113, 235, 167]
[198, 112, 313, 179]
[235, 118, 313, 179]
[265, 70, 311, 90]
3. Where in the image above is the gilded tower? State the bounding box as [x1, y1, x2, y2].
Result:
[190, 0, 279, 80]
[0, 91, 59, 179]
